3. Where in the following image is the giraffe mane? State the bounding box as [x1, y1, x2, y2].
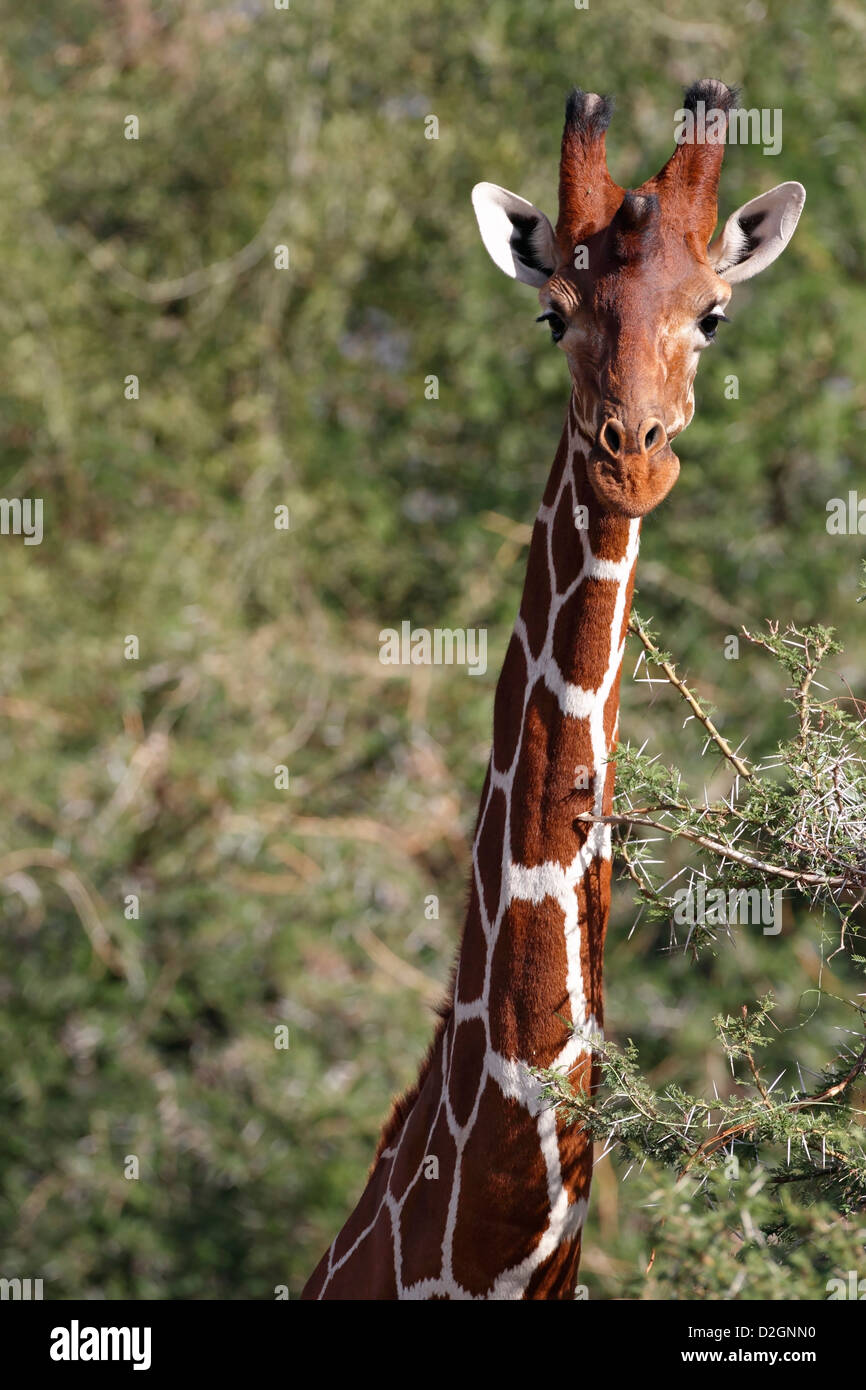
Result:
[371, 872, 474, 1165]
[371, 1006, 451, 1167]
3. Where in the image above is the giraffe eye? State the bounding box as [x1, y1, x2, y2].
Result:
[699, 313, 726, 340]
[536, 310, 566, 344]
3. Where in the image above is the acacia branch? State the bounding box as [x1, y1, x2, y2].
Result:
[575, 810, 851, 888]
[681, 1038, 866, 1173]
[629, 614, 753, 781]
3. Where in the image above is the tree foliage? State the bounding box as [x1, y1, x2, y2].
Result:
[0, 0, 863, 1298]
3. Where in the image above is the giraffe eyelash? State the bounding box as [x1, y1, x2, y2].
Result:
[536, 310, 567, 343]
[698, 312, 730, 341]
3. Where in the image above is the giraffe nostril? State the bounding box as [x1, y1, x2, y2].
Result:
[601, 420, 624, 456]
[640, 418, 667, 457]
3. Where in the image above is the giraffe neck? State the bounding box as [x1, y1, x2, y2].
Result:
[303, 391, 641, 1301]
[460, 390, 641, 1053]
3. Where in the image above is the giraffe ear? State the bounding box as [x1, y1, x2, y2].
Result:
[708, 181, 806, 284]
[471, 183, 558, 287]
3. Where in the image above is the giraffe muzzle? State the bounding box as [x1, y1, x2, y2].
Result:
[587, 414, 680, 517]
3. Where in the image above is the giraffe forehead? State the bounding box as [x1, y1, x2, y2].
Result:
[552, 256, 728, 329]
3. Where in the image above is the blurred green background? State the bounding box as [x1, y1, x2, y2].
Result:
[0, 0, 863, 1299]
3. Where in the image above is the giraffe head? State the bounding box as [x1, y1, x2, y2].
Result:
[472, 80, 805, 518]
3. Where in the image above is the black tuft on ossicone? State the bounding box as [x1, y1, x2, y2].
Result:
[682, 78, 739, 115]
[564, 87, 615, 137]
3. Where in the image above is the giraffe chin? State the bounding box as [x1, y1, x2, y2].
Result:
[585, 447, 680, 519]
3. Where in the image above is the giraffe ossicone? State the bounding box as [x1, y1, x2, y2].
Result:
[303, 80, 805, 1301]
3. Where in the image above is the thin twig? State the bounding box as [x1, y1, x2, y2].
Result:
[681, 1039, 866, 1173]
[629, 615, 752, 780]
[575, 810, 852, 888]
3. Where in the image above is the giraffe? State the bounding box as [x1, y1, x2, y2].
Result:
[302, 79, 805, 1301]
